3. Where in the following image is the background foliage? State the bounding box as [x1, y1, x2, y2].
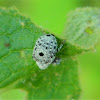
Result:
[0, 0, 100, 99]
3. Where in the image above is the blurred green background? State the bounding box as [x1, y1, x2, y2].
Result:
[0, 0, 100, 99]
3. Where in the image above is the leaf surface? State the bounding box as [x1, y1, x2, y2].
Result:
[64, 7, 100, 49]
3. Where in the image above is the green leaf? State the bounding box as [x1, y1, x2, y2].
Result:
[0, 8, 81, 99]
[64, 7, 100, 49]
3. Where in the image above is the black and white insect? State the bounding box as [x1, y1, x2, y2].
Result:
[32, 34, 64, 70]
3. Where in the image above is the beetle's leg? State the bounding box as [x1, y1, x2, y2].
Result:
[52, 58, 62, 65]
[57, 40, 66, 52]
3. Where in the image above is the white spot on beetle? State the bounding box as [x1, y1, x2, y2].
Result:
[32, 34, 64, 70]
